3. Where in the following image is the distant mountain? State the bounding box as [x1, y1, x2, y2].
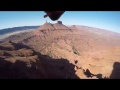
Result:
[0, 26, 39, 35]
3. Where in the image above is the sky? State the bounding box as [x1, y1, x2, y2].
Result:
[0, 11, 120, 33]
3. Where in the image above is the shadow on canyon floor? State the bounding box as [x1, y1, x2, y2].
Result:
[110, 62, 120, 79]
[1, 41, 120, 79]
[0, 41, 80, 79]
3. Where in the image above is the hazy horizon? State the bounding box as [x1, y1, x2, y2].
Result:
[0, 11, 120, 33]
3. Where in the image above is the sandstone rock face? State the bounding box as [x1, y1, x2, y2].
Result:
[57, 21, 62, 24]
[37, 22, 55, 30]
[36, 21, 70, 31]
[1, 21, 120, 79]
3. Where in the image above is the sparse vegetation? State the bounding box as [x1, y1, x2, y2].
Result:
[72, 47, 80, 55]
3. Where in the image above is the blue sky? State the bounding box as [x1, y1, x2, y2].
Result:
[0, 11, 120, 33]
